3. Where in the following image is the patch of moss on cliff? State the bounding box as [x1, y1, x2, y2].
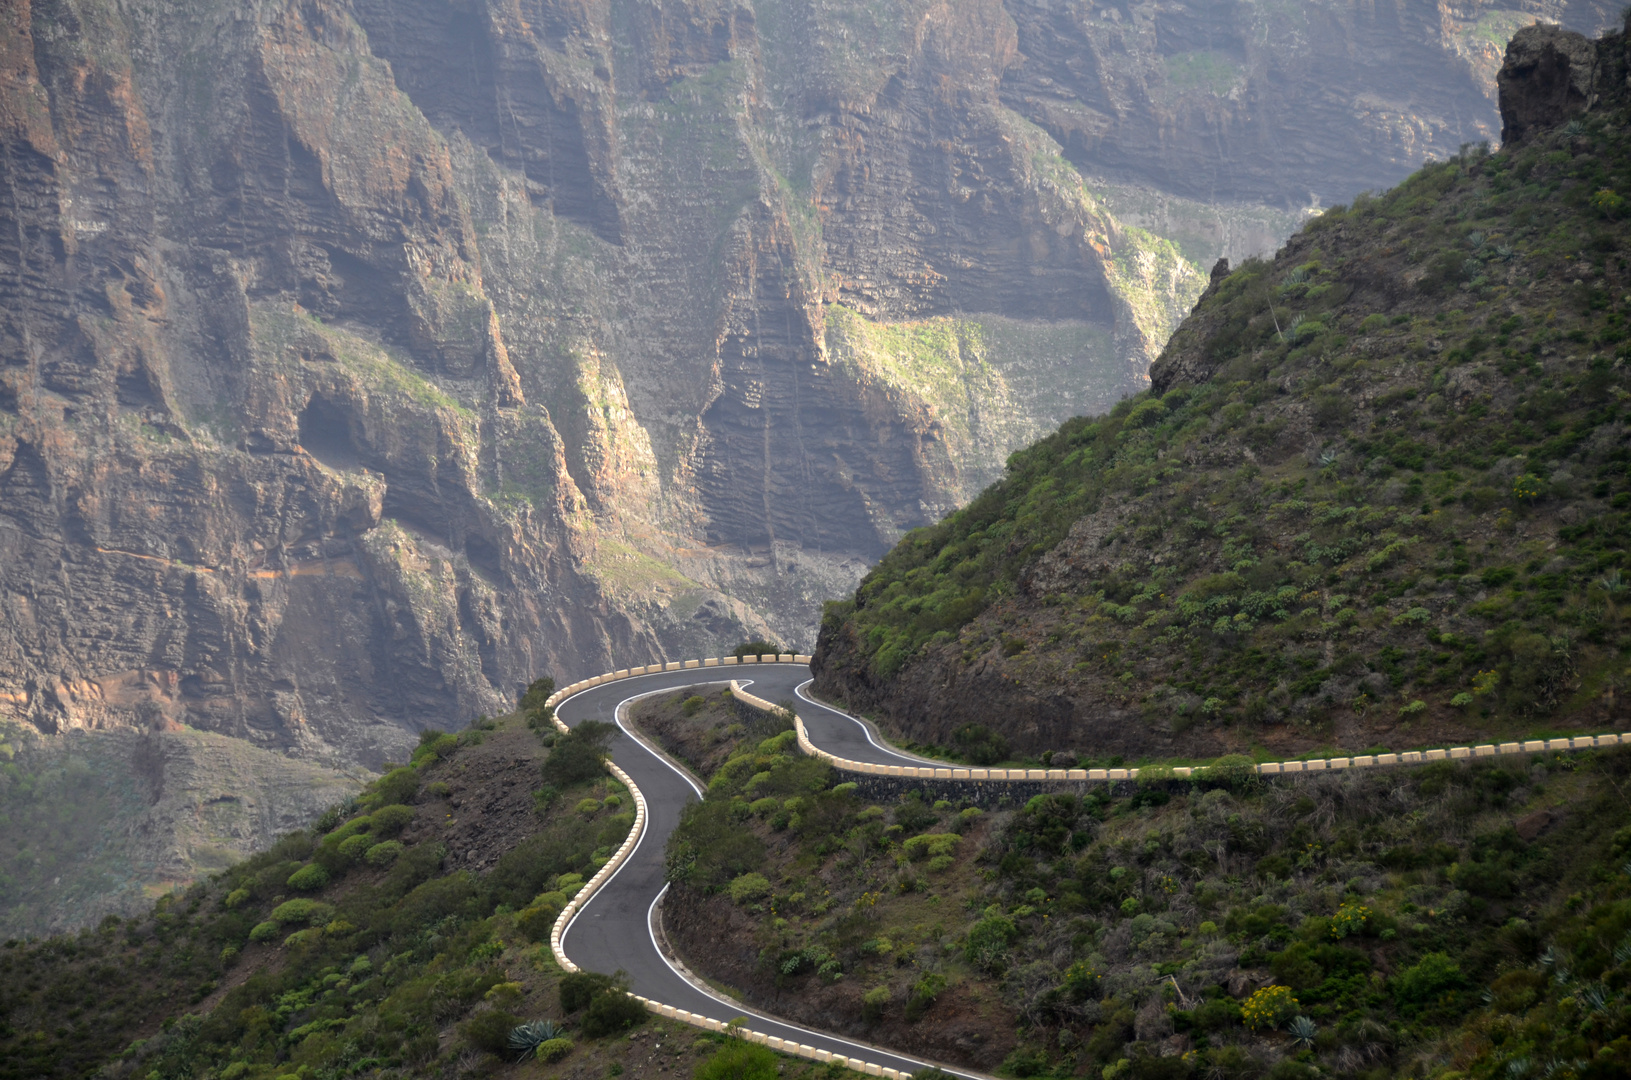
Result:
[1004, 110, 1206, 362]
[252, 307, 475, 419]
[585, 537, 699, 600]
[1162, 49, 1245, 97]
[824, 305, 1127, 495]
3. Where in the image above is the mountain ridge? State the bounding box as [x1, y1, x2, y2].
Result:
[813, 16, 1631, 766]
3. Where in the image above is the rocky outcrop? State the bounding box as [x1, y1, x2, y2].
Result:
[1498, 20, 1629, 141]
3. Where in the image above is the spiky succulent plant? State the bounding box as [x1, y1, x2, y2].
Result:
[508, 1020, 565, 1061]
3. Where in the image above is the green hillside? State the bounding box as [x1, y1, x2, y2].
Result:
[650, 687, 1631, 1080]
[0, 712, 654, 1080]
[814, 28, 1631, 767]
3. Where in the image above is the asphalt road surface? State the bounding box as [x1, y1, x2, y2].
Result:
[554, 663, 981, 1079]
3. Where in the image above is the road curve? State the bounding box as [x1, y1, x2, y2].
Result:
[554, 663, 981, 1079]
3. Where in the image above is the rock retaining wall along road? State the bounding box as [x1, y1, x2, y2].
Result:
[728, 680, 1631, 785]
[544, 655, 1631, 1080]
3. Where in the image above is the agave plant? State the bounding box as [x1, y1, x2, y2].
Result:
[509, 1020, 566, 1061]
[1287, 1015, 1317, 1049]
[1614, 936, 1631, 966]
[1600, 570, 1626, 595]
[1283, 266, 1310, 286]
[1468, 231, 1486, 249]
[1505, 1056, 1532, 1079]
[1563, 119, 1587, 138]
[1580, 983, 1609, 1012]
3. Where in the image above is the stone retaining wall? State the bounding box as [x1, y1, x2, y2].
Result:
[734, 682, 1631, 783]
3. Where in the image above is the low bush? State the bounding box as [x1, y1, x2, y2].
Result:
[461, 1009, 522, 1055]
[368, 804, 415, 836]
[285, 864, 329, 892]
[364, 841, 405, 867]
[695, 1040, 779, 1080]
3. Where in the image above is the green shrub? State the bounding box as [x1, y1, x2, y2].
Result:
[1195, 754, 1258, 791]
[412, 731, 459, 766]
[575, 798, 603, 816]
[365, 767, 419, 810]
[902, 834, 960, 861]
[368, 804, 415, 836]
[581, 990, 646, 1037]
[732, 640, 783, 658]
[286, 864, 329, 892]
[536, 1037, 573, 1063]
[542, 721, 617, 788]
[665, 798, 767, 888]
[223, 888, 250, 909]
[905, 972, 946, 1021]
[515, 902, 560, 942]
[461, 1009, 522, 1055]
[391, 871, 481, 934]
[1394, 952, 1467, 1014]
[248, 921, 280, 943]
[965, 914, 1019, 970]
[695, 1040, 779, 1080]
[269, 899, 332, 925]
[520, 675, 556, 711]
[953, 724, 1009, 765]
[681, 696, 706, 717]
[560, 971, 618, 1013]
[282, 928, 323, 949]
[1125, 398, 1169, 428]
[364, 841, 405, 867]
[727, 872, 772, 905]
[337, 833, 375, 861]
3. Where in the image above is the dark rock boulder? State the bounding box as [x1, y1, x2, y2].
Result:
[1498, 24, 1601, 143]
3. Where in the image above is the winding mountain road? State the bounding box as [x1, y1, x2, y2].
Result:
[553, 662, 979, 1079]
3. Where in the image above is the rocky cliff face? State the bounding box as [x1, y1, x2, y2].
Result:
[0, 0, 1614, 925]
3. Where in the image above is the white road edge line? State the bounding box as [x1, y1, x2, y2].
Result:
[550, 666, 998, 1080]
[794, 680, 936, 765]
[560, 686, 707, 955]
[613, 686, 708, 798]
[641, 884, 985, 1080]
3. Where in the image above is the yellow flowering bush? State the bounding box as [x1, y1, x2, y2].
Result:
[1241, 985, 1300, 1030]
[1331, 902, 1370, 939]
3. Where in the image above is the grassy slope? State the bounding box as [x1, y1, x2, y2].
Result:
[654, 685, 1631, 1080]
[814, 46, 1631, 767]
[0, 716, 638, 1080]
